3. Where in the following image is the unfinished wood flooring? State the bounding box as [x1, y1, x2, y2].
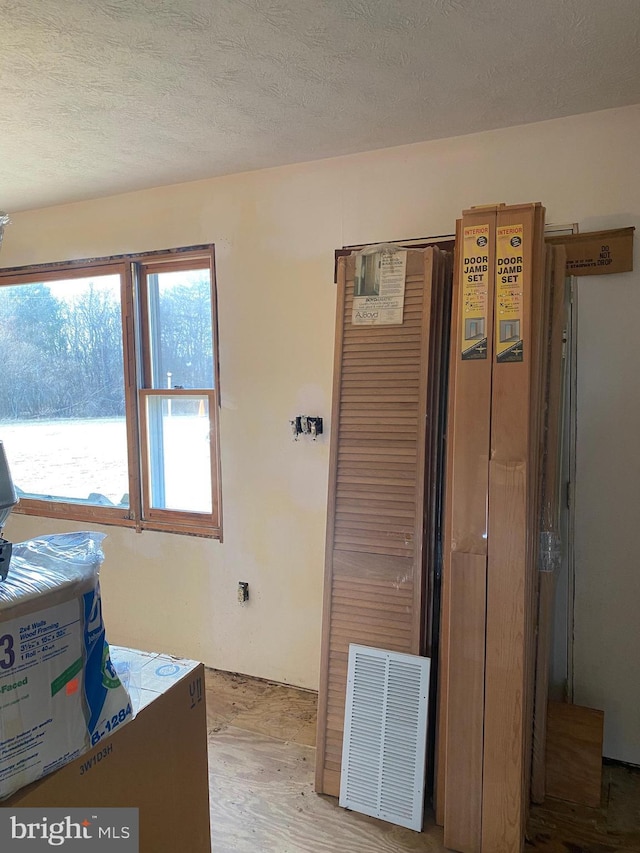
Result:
[206, 668, 446, 853]
[205, 668, 640, 852]
[528, 761, 640, 853]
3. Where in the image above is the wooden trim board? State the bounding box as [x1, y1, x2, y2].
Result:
[531, 244, 568, 803]
[545, 702, 604, 808]
[482, 202, 546, 853]
[438, 208, 499, 845]
[443, 552, 487, 853]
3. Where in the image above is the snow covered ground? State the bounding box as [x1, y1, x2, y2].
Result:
[0, 416, 211, 512]
[0, 418, 128, 505]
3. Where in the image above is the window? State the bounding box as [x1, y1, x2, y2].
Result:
[0, 246, 222, 538]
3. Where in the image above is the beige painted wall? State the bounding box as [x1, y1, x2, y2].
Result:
[3, 107, 640, 720]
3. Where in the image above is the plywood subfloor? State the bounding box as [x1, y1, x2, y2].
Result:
[205, 669, 640, 853]
[528, 761, 640, 853]
[206, 669, 445, 852]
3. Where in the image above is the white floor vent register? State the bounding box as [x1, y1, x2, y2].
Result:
[339, 644, 431, 831]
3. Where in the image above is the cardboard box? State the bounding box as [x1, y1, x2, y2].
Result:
[3, 648, 211, 853]
[546, 226, 634, 276]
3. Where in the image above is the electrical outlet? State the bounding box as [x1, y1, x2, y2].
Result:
[238, 581, 249, 604]
[290, 415, 323, 439]
[308, 416, 323, 438]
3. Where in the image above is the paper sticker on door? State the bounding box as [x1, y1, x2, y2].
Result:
[352, 250, 407, 326]
[495, 224, 524, 362]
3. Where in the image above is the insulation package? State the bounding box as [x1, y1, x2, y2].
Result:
[0, 532, 132, 800]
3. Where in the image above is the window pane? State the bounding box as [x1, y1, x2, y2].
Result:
[147, 268, 214, 390]
[0, 275, 129, 507]
[144, 394, 212, 513]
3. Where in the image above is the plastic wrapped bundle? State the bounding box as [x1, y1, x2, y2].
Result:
[0, 532, 132, 799]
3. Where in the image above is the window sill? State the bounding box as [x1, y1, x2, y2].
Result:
[11, 504, 222, 541]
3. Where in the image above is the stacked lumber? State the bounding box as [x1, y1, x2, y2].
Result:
[439, 208, 499, 852]
[438, 203, 567, 852]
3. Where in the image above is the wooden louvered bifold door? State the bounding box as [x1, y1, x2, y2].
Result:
[315, 247, 450, 797]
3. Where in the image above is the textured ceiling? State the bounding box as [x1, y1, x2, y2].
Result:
[2, 0, 640, 212]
